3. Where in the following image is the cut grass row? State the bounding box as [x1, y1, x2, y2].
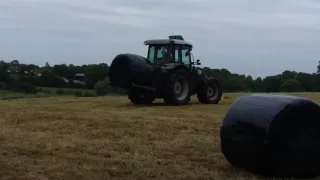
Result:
[0, 87, 96, 100]
[1, 88, 320, 101]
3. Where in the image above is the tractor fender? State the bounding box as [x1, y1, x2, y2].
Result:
[160, 63, 190, 74]
[152, 64, 191, 93]
[196, 68, 218, 83]
[194, 69, 221, 95]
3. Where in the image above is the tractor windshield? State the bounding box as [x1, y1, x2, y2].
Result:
[147, 45, 172, 64]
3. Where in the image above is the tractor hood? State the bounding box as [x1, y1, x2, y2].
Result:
[109, 53, 154, 89]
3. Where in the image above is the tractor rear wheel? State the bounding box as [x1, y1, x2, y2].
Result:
[162, 69, 191, 105]
[197, 78, 222, 104]
[128, 88, 155, 105]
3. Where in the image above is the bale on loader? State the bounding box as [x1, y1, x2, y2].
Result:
[109, 54, 154, 89]
[220, 94, 320, 178]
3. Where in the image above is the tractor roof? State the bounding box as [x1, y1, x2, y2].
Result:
[144, 39, 193, 47]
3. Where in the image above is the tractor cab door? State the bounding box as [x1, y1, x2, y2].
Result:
[175, 45, 192, 70]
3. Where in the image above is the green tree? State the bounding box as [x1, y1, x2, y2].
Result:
[10, 60, 19, 65]
[282, 70, 297, 80]
[52, 64, 70, 78]
[263, 75, 282, 92]
[252, 77, 265, 92]
[39, 70, 66, 88]
[94, 78, 110, 96]
[0, 61, 11, 82]
[84, 63, 109, 89]
[295, 72, 314, 92]
[280, 79, 302, 92]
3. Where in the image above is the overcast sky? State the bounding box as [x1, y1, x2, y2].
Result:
[0, 0, 319, 78]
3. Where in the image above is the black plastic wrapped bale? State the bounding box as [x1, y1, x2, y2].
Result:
[109, 53, 154, 89]
[220, 94, 320, 178]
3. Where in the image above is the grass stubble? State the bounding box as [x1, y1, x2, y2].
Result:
[0, 93, 319, 180]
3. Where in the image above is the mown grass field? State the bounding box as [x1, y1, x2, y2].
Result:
[0, 92, 319, 180]
[0, 90, 51, 100]
[0, 87, 95, 100]
[38, 87, 95, 95]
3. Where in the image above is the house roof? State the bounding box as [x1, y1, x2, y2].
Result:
[75, 73, 85, 76]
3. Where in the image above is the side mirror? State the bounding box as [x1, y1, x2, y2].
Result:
[185, 51, 190, 56]
[196, 59, 201, 65]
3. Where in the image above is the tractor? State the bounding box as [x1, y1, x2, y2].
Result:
[108, 35, 222, 105]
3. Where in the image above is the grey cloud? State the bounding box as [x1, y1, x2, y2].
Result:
[0, 0, 320, 78]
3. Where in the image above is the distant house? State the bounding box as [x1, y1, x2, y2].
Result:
[22, 68, 42, 76]
[6, 64, 42, 76]
[31, 69, 42, 76]
[72, 73, 86, 86]
[7, 65, 20, 73]
[75, 73, 85, 79]
[60, 77, 69, 83]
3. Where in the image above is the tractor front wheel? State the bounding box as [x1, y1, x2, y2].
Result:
[128, 88, 155, 105]
[163, 69, 191, 105]
[197, 78, 222, 104]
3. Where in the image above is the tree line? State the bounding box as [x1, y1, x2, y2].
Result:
[0, 60, 320, 95]
[203, 65, 320, 93]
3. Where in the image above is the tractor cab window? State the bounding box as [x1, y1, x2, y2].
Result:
[147, 45, 173, 64]
[181, 45, 191, 66]
[156, 45, 172, 62]
[156, 47, 166, 59]
[148, 46, 156, 63]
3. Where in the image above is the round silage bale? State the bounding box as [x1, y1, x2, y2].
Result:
[220, 94, 320, 178]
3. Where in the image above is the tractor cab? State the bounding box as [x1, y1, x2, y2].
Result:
[144, 35, 200, 68]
